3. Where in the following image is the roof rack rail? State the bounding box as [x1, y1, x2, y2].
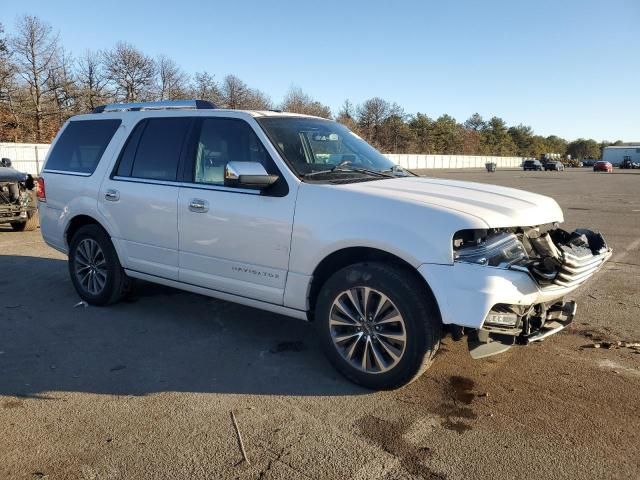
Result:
[93, 99, 217, 113]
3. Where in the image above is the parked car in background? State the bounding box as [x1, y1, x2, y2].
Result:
[620, 158, 640, 169]
[0, 158, 39, 231]
[37, 100, 612, 390]
[544, 161, 564, 171]
[523, 159, 543, 171]
[593, 161, 613, 173]
[566, 159, 583, 168]
[582, 159, 596, 167]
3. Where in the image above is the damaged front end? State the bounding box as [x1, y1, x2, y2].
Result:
[0, 160, 37, 229]
[452, 224, 612, 358]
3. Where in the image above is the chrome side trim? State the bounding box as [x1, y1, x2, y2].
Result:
[111, 176, 261, 195]
[42, 169, 92, 177]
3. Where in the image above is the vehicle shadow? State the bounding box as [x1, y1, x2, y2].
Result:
[0, 255, 366, 399]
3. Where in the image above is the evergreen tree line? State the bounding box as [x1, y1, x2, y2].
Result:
[0, 15, 623, 159]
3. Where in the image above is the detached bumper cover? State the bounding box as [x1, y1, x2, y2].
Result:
[522, 300, 576, 344]
[418, 262, 587, 329]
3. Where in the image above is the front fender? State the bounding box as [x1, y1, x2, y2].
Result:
[288, 182, 487, 276]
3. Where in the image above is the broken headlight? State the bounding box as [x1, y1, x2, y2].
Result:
[453, 231, 528, 268]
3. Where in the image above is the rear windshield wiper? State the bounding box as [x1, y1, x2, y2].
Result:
[303, 166, 395, 179]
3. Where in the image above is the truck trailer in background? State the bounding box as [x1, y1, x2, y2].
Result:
[602, 146, 640, 166]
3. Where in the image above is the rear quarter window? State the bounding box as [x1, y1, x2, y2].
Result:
[45, 119, 121, 174]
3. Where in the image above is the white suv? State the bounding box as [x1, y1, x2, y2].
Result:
[38, 100, 611, 389]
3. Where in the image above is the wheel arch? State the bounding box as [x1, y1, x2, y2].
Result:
[65, 214, 110, 246]
[307, 246, 442, 324]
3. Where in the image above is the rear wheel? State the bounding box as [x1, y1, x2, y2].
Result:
[68, 224, 131, 305]
[314, 262, 441, 390]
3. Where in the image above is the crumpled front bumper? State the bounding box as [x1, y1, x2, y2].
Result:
[418, 242, 610, 358]
[417, 261, 591, 329]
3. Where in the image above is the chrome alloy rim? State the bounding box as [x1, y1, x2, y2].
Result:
[74, 239, 107, 295]
[329, 287, 407, 374]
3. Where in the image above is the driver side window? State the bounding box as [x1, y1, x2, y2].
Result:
[194, 118, 272, 185]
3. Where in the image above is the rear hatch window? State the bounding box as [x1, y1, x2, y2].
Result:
[45, 119, 121, 174]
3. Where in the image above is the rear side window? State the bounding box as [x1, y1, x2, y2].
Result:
[45, 119, 121, 174]
[126, 118, 191, 181]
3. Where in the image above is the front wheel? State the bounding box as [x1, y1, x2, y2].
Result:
[314, 262, 441, 390]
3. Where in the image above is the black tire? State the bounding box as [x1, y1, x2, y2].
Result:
[314, 262, 441, 390]
[10, 208, 39, 232]
[68, 224, 131, 306]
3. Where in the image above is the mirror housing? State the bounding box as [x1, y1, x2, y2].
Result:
[224, 161, 279, 190]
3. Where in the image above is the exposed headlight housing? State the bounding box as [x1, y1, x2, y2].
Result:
[453, 231, 528, 268]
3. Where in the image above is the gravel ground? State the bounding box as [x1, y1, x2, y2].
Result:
[1, 168, 639, 479]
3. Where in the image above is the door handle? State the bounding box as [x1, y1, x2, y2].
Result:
[189, 198, 209, 213]
[104, 189, 120, 201]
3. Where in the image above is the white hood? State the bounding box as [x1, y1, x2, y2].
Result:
[340, 176, 564, 228]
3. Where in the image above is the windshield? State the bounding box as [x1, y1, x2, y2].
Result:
[257, 117, 398, 179]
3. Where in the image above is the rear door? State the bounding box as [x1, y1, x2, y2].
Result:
[177, 117, 296, 305]
[99, 117, 194, 280]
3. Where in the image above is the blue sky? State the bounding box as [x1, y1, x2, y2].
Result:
[2, 0, 638, 141]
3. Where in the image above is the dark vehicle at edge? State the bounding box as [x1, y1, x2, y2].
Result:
[523, 159, 543, 171]
[544, 161, 565, 171]
[620, 159, 640, 169]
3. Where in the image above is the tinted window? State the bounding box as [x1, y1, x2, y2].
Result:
[194, 118, 273, 185]
[130, 118, 191, 181]
[114, 120, 146, 177]
[45, 120, 121, 174]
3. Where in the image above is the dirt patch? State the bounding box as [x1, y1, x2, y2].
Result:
[356, 415, 445, 479]
[2, 400, 24, 409]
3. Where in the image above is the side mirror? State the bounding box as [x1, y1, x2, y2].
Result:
[224, 161, 279, 190]
[1, 157, 12, 168]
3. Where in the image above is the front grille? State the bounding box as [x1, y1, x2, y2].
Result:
[553, 248, 612, 288]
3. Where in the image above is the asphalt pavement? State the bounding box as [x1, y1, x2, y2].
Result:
[1, 168, 639, 479]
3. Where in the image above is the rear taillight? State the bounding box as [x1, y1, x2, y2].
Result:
[36, 177, 46, 202]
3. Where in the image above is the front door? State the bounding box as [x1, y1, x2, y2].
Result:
[178, 117, 296, 305]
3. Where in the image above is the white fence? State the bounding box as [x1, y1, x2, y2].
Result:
[387, 154, 523, 170]
[1, 142, 523, 175]
[1, 143, 50, 175]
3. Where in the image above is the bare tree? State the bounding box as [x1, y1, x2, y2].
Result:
[0, 22, 21, 141]
[336, 99, 358, 130]
[280, 86, 331, 118]
[356, 97, 391, 147]
[220, 74, 249, 109]
[47, 47, 77, 126]
[156, 54, 189, 100]
[243, 88, 272, 110]
[9, 15, 59, 142]
[192, 71, 221, 104]
[76, 49, 109, 111]
[103, 42, 155, 102]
